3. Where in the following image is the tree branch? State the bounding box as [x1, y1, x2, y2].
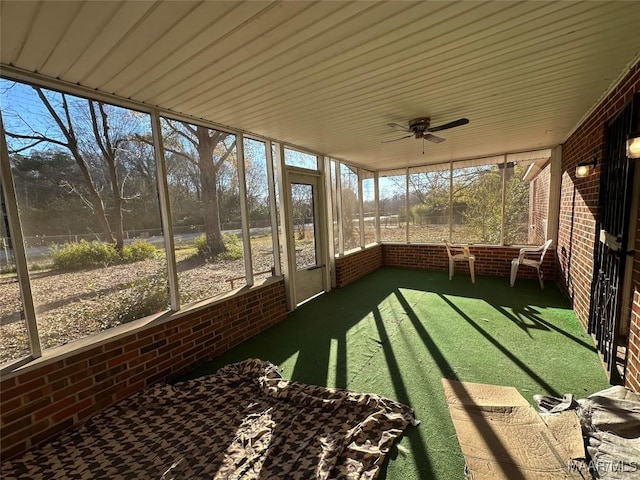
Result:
[30, 87, 77, 150]
[4, 132, 68, 151]
[98, 103, 114, 153]
[164, 119, 198, 149]
[213, 139, 236, 171]
[89, 100, 111, 160]
[60, 180, 94, 210]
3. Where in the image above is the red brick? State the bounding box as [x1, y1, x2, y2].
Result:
[0, 277, 288, 460]
[1, 377, 45, 400]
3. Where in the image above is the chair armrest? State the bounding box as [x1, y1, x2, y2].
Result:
[517, 245, 544, 261]
[519, 245, 544, 254]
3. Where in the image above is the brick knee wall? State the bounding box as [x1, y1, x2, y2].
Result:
[335, 245, 383, 288]
[0, 278, 287, 460]
[382, 243, 555, 281]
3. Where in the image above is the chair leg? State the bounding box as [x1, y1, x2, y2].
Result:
[469, 259, 475, 284]
[538, 268, 544, 289]
[449, 258, 454, 280]
[510, 261, 518, 287]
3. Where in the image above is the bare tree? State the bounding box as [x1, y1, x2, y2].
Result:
[159, 120, 236, 256]
[4, 88, 130, 249]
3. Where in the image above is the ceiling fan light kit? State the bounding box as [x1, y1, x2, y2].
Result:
[383, 117, 470, 148]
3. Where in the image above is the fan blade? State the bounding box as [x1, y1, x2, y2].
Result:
[387, 122, 411, 132]
[428, 118, 469, 132]
[424, 133, 445, 144]
[381, 134, 413, 143]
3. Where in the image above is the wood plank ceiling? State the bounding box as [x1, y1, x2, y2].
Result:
[1, 1, 639, 170]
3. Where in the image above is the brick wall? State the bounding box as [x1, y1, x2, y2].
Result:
[529, 164, 551, 245]
[626, 194, 640, 392]
[628, 291, 640, 393]
[382, 243, 555, 281]
[335, 244, 383, 288]
[556, 60, 640, 392]
[557, 61, 639, 327]
[0, 278, 287, 460]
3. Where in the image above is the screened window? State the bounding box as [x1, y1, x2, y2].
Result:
[271, 143, 284, 274]
[451, 162, 502, 244]
[408, 167, 450, 243]
[330, 160, 340, 254]
[340, 164, 360, 251]
[379, 154, 549, 246]
[162, 118, 245, 302]
[2, 80, 168, 353]
[0, 182, 30, 366]
[284, 148, 317, 170]
[527, 164, 550, 245]
[243, 138, 276, 282]
[504, 160, 535, 245]
[379, 172, 407, 243]
[362, 171, 376, 245]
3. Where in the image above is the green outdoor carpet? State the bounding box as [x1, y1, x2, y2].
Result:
[182, 267, 609, 480]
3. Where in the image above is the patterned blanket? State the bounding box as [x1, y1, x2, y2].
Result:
[3, 359, 416, 479]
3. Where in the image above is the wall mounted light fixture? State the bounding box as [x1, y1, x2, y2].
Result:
[627, 132, 640, 159]
[575, 151, 598, 178]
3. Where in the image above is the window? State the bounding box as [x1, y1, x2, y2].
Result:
[408, 166, 450, 243]
[362, 171, 376, 245]
[284, 148, 317, 170]
[161, 118, 245, 301]
[379, 171, 407, 243]
[271, 143, 284, 274]
[340, 164, 360, 251]
[504, 159, 540, 245]
[380, 152, 550, 246]
[291, 183, 317, 268]
[451, 161, 502, 244]
[243, 138, 276, 282]
[330, 160, 340, 254]
[1, 80, 168, 354]
[0, 182, 30, 365]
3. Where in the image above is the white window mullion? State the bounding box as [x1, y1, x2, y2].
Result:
[275, 144, 293, 309]
[374, 171, 380, 243]
[151, 111, 180, 311]
[405, 168, 409, 243]
[324, 157, 336, 288]
[265, 140, 281, 276]
[449, 161, 453, 241]
[358, 168, 365, 248]
[547, 145, 562, 244]
[336, 161, 344, 255]
[501, 154, 507, 245]
[0, 115, 41, 358]
[237, 133, 253, 287]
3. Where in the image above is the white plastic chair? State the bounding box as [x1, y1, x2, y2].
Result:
[444, 240, 475, 283]
[510, 239, 553, 289]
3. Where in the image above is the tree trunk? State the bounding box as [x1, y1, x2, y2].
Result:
[197, 127, 225, 255]
[32, 89, 116, 245]
[90, 101, 124, 252]
[106, 157, 124, 251]
[68, 139, 115, 245]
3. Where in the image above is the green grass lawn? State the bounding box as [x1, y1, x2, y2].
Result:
[183, 267, 609, 480]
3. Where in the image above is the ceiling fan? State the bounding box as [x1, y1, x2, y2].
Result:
[383, 117, 470, 145]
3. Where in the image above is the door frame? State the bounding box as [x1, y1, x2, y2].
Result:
[588, 93, 639, 383]
[281, 165, 330, 310]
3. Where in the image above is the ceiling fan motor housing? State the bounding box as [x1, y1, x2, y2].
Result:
[409, 117, 431, 136]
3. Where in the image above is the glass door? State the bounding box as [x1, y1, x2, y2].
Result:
[286, 170, 325, 305]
